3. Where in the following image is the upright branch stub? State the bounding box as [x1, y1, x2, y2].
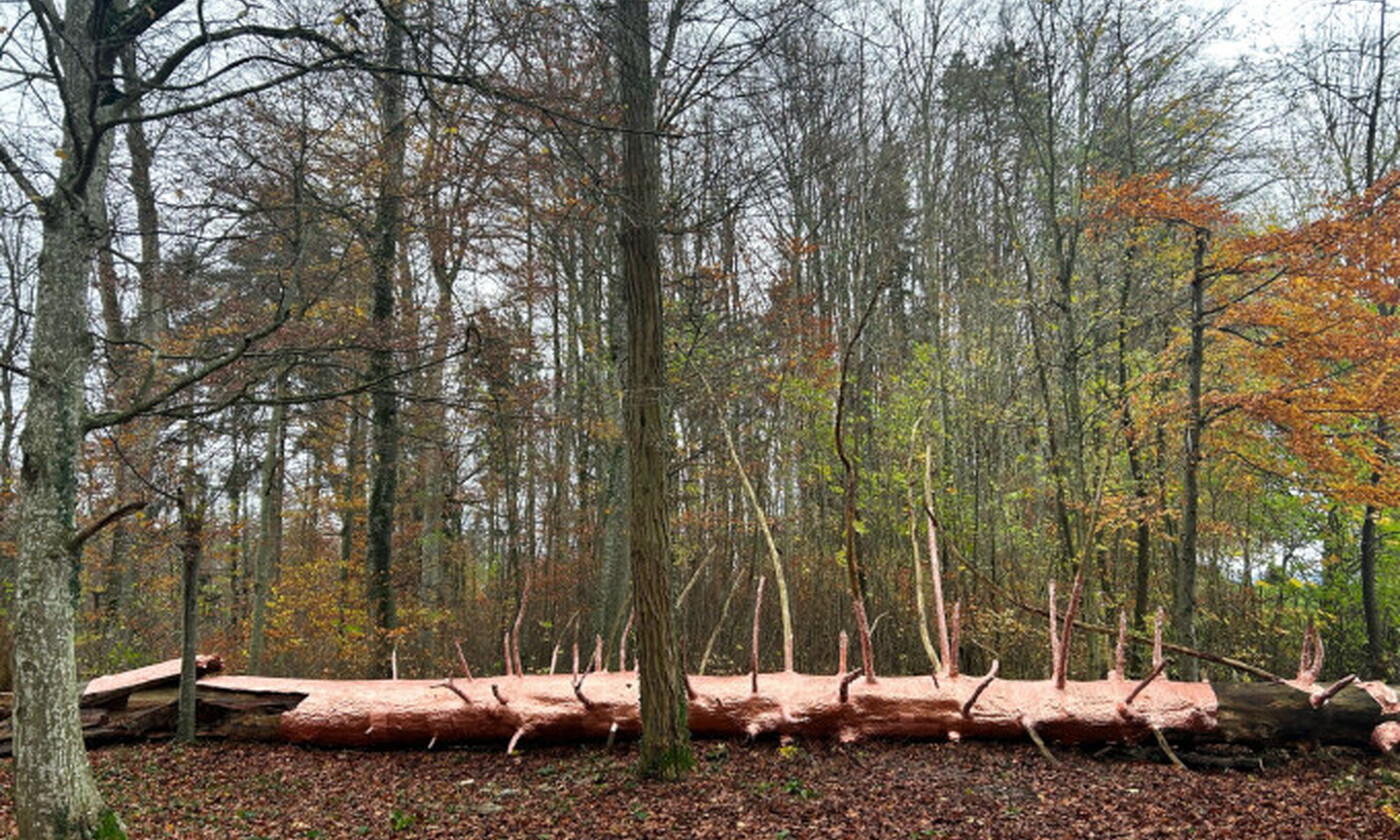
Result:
[838, 669, 863, 703]
[923, 504, 952, 672]
[948, 601, 962, 678]
[593, 634, 605, 674]
[455, 639, 475, 682]
[838, 630, 849, 676]
[751, 575, 766, 694]
[834, 286, 884, 686]
[1049, 581, 1061, 679]
[619, 606, 635, 672]
[1311, 674, 1358, 709]
[502, 633, 514, 678]
[1054, 570, 1085, 690]
[853, 598, 876, 682]
[1153, 608, 1166, 670]
[572, 671, 594, 710]
[962, 660, 1000, 718]
[1114, 611, 1128, 681]
[1123, 657, 1171, 708]
[1298, 619, 1325, 685]
[512, 573, 531, 678]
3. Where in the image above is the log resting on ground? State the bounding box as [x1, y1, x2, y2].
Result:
[6, 660, 1397, 754]
[195, 670, 1400, 752]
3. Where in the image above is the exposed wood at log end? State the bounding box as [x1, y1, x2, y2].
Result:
[1214, 682, 1392, 748]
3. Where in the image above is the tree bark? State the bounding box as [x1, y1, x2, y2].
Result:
[177, 474, 205, 743]
[248, 372, 289, 675]
[1361, 487, 1386, 678]
[614, 0, 692, 779]
[6, 0, 130, 830]
[366, 0, 408, 677]
[14, 208, 124, 840]
[1173, 227, 1207, 681]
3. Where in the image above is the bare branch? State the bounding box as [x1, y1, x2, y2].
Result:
[69, 500, 147, 553]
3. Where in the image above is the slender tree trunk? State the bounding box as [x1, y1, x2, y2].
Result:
[177, 471, 204, 743]
[248, 371, 289, 674]
[615, 0, 692, 779]
[1174, 227, 1208, 681]
[418, 261, 454, 607]
[1361, 459, 1386, 678]
[366, 0, 407, 677]
[340, 395, 363, 570]
[1117, 259, 1154, 669]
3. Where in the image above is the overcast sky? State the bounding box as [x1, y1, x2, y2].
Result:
[1205, 0, 1315, 63]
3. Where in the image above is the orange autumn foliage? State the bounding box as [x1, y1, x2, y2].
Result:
[1223, 174, 1400, 508]
[1086, 170, 1233, 233]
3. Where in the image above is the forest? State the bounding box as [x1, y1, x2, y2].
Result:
[3, 0, 1400, 836]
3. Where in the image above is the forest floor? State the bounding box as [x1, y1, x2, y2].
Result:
[1, 739, 1398, 839]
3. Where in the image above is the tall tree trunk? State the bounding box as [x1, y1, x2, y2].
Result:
[248, 372, 289, 674]
[14, 161, 124, 840]
[614, 0, 692, 779]
[417, 250, 454, 609]
[176, 466, 204, 743]
[340, 395, 363, 570]
[15, 217, 123, 840]
[1118, 258, 1154, 669]
[367, 0, 408, 677]
[1361, 440, 1387, 678]
[1174, 227, 1208, 681]
[8, 0, 128, 826]
[1357, 2, 1390, 684]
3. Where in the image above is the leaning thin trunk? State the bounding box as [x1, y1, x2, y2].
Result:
[705, 375, 794, 671]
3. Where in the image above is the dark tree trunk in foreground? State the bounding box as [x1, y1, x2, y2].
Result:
[367, 0, 408, 677]
[614, 0, 693, 779]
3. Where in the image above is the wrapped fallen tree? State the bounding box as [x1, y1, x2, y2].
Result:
[5, 618, 1397, 758]
[193, 667, 1398, 754]
[4, 572, 1396, 757]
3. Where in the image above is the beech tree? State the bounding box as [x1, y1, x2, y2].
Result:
[0, 0, 344, 833]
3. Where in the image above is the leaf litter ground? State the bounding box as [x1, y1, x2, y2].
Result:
[1, 739, 1398, 838]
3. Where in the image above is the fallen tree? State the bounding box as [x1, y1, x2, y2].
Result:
[5, 638, 1397, 758]
[193, 668, 1397, 754]
[5, 576, 1396, 758]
